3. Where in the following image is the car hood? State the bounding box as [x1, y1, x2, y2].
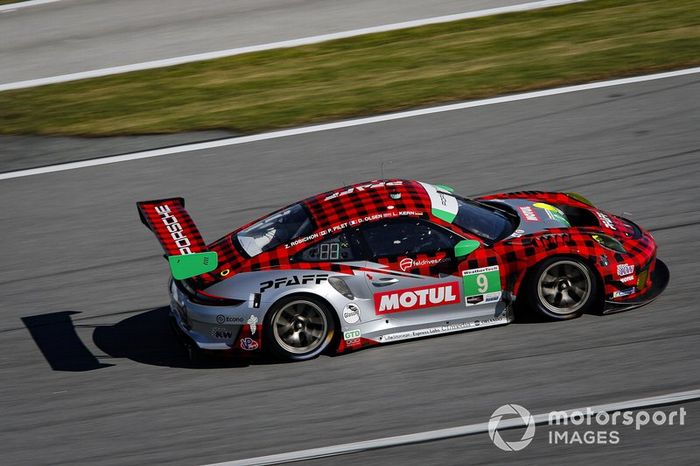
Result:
[487, 198, 571, 237]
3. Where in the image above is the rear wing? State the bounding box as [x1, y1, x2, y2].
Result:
[137, 198, 217, 279]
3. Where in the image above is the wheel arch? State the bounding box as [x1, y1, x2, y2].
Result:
[514, 253, 605, 310]
[264, 291, 342, 352]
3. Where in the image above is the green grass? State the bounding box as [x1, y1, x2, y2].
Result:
[1, 0, 698, 136]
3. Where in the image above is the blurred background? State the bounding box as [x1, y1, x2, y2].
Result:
[0, 1, 698, 464]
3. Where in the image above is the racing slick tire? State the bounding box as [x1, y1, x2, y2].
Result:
[264, 295, 336, 361]
[526, 257, 598, 320]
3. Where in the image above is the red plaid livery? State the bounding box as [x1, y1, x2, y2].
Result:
[138, 183, 659, 304]
[137, 198, 207, 256]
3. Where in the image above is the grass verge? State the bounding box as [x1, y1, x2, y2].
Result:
[1, 0, 698, 136]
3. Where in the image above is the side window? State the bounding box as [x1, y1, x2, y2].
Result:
[297, 232, 358, 262]
[359, 219, 460, 258]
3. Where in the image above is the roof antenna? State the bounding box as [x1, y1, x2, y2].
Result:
[380, 161, 392, 179]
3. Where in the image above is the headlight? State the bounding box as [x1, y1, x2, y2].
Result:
[637, 270, 649, 289]
[328, 277, 354, 299]
[591, 234, 626, 254]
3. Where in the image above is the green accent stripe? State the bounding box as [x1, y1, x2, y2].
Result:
[433, 209, 456, 223]
[434, 184, 455, 193]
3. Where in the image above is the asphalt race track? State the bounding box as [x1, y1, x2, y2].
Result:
[0, 0, 527, 85]
[1, 73, 699, 465]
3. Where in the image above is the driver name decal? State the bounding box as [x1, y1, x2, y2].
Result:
[374, 282, 460, 314]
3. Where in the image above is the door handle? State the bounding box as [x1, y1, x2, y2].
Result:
[372, 277, 399, 287]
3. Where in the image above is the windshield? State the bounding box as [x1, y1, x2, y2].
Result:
[453, 197, 515, 242]
[237, 203, 314, 257]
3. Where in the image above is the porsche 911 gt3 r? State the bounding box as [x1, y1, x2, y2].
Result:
[137, 180, 669, 361]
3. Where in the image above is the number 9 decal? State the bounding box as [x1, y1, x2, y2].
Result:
[476, 273, 488, 293]
[462, 265, 502, 307]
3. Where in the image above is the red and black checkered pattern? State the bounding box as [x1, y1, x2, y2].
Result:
[137, 198, 207, 256]
[138, 184, 660, 305]
[477, 192, 658, 301]
[195, 180, 434, 286]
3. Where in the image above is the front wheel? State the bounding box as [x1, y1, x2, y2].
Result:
[526, 257, 598, 320]
[264, 296, 336, 361]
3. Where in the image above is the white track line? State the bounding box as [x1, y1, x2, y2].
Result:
[204, 388, 700, 466]
[0, 0, 60, 13]
[1, 66, 698, 182]
[0, 0, 585, 91]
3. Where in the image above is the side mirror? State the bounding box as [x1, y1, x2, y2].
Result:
[454, 240, 480, 258]
[168, 251, 218, 280]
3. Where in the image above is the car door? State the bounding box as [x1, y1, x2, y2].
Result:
[354, 218, 475, 328]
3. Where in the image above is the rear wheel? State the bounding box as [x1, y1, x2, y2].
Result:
[265, 296, 335, 361]
[527, 257, 597, 320]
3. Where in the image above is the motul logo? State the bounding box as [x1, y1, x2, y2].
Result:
[375, 282, 460, 314]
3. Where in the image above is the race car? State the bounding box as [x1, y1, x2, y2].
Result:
[137, 180, 669, 361]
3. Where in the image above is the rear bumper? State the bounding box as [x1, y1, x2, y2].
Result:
[169, 303, 239, 350]
[603, 259, 670, 314]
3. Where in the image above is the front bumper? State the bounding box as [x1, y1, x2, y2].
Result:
[603, 259, 670, 314]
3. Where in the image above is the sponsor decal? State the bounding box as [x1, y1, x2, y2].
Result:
[510, 229, 526, 238]
[343, 329, 361, 345]
[533, 202, 569, 225]
[216, 314, 244, 324]
[620, 275, 635, 283]
[419, 182, 459, 223]
[374, 282, 460, 314]
[462, 265, 502, 307]
[518, 206, 540, 222]
[154, 204, 193, 255]
[324, 181, 403, 201]
[466, 295, 484, 305]
[381, 316, 507, 342]
[617, 263, 634, 277]
[211, 327, 233, 339]
[398, 256, 450, 272]
[613, 287, 636, 298]
[259, 274, 329, 293]
[342, 303, 361, 324]
[544, 209, 570, 225]
[399, 258, 414, 271]
[247, 315, 258, 335]
[596, 211, 617, 230]
[248, 293, 261, 309]
[240, 337, 259, 351]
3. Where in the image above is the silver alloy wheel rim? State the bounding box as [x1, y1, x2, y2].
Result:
[272, 300, 328, 354]
[537, 260, 591, 315]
